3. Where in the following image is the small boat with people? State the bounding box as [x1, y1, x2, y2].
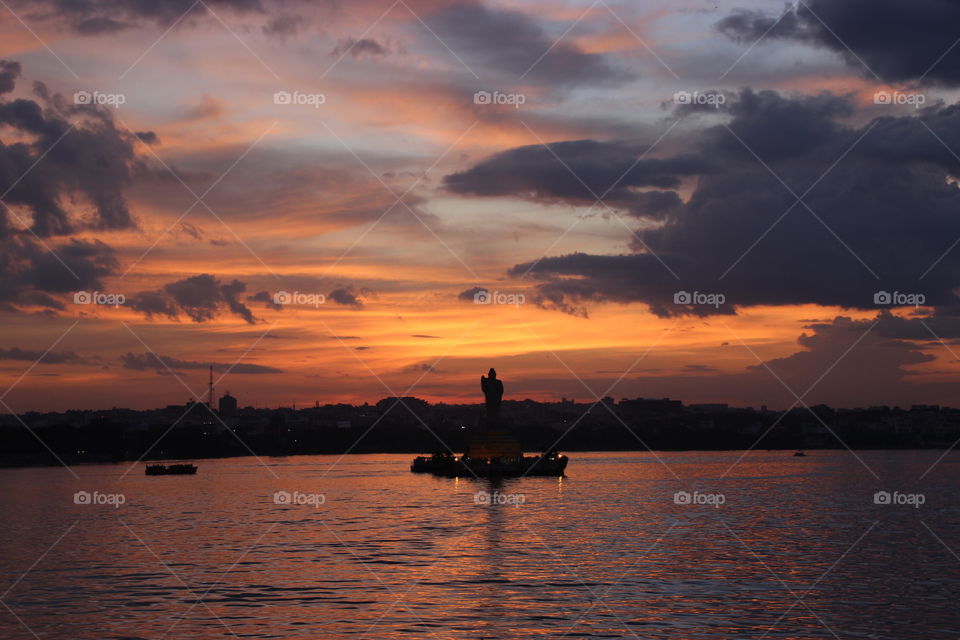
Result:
[145, 463, 198, 475]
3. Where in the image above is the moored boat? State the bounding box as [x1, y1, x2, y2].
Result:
[145, 463, 198, 475]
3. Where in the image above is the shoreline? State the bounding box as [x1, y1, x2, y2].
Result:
[0, 445, 953, 470]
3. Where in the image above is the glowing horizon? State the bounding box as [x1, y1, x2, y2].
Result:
[2, 0, 960, 413]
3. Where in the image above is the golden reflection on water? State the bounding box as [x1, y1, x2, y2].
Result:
[0, 450, 956, 639]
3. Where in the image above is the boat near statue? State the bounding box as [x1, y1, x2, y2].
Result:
[411, 450, 568, 477]
[410, 368, 569, 477]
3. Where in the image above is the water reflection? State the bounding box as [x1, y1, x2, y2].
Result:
[0, 451, 957, 639]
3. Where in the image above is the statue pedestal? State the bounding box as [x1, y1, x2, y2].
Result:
[465, 429, 522, 459]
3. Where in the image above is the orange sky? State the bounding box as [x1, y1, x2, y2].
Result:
[1, 0, 958, 412]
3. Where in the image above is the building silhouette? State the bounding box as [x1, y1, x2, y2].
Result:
[219, 391, 238, 417]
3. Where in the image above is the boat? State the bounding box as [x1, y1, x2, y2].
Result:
[793, 450, 807, 457]
[145, 463, 198, 475]
[411, 451, 568, 477]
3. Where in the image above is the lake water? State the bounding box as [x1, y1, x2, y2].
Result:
[0, 450, 957, 639]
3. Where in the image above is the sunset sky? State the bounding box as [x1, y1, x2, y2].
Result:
[3, 0, 960, 411]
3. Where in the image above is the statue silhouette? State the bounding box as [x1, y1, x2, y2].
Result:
[480, 367, 503, 429]
[411, 366, 566, 473]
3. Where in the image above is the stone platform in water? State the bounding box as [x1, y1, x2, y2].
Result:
[412, 367, 570, 477]
[410, 452, 568, 477]
[464, 429, 522, 458]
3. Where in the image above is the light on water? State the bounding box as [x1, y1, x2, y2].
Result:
[0, 450, 957, 639]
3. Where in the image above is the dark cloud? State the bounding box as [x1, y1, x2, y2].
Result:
[0, 61, 156, 313]
[262, 13, 304, 38]
[328, 287, 363, 307]
[6, 238, 118, 297]
[133, 130, 159, 145]
[331, 37, 389, 58]
[219, 279, 255, 323]
[120, 352, 281, 374]
[0, 75, 150, 237]
[870, 307, 960, 342]
[125, 290, 177, 320]
[717, 0, 960, 86]
[755, 316, 933, 391]
[32, 239, 118, 293]
[668, 91, 734, 118]
[12, 0, 267, 34]
[509, 253, 728, 318]
[444, 139, 708, 217]
[630, 190, 682, 217]
[75, 16, 128, 35]
[412, 334, 441, 339]
[129, 274, 257, 323]
[441, 89, 960, 317]
[0, 61, 19, 94]
[400, 362, 447, 375]
[629, 315, 950, 408]
[248, 290, 281, 310]
[702, 90, 853, 162]
[427, 2, 630, 87]
[0, 236, 118, 310]
[0, 347, 95, 365]
[457, 286, 485, 302]
[175, 221, 204, 242]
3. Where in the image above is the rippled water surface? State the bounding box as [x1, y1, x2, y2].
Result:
[0, 451, 958, 639]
